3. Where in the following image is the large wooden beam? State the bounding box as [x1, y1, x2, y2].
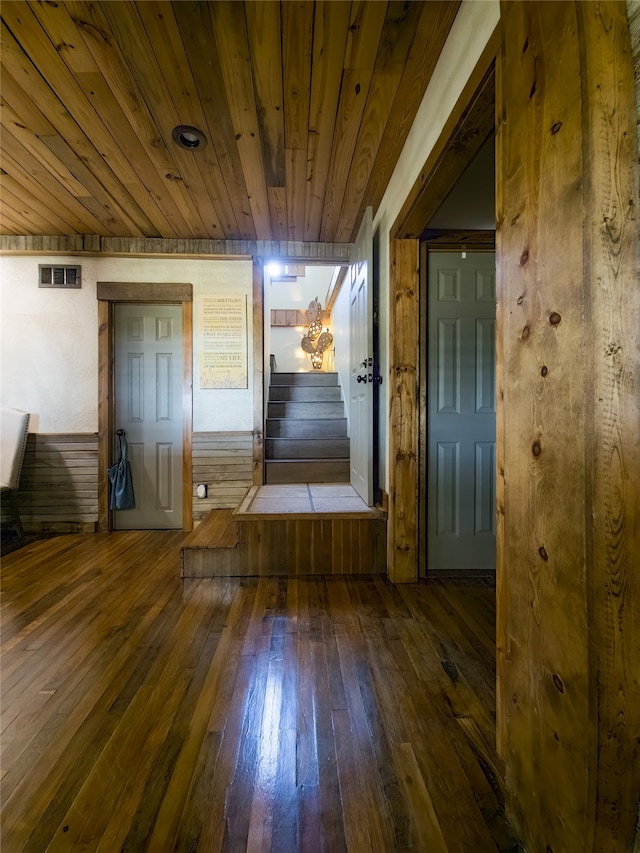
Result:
[496, 2, 640, 850]
[387, 238, 419, 583]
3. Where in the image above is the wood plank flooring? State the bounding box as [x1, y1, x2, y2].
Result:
[1, 532, 519, 852]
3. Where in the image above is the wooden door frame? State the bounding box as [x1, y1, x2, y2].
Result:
[388, 30, 500, 584]
[97, 282, 193, 532]
[418, 236, 496, 579]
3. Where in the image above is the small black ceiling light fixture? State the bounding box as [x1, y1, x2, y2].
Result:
[172, 125, 207, 150]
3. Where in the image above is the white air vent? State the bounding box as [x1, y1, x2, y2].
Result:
[39, 265, 81, 288]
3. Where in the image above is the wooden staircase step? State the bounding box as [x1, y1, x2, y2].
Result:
[265, 437, 350, 459]
[266, 418, 348, 438]
[268, 401, 345, 419]
[269, 385, 342, 402]
[264, 459, 350, 484]
[270, 371, 339, 386]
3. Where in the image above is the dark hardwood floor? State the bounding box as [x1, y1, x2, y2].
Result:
[1, 531, 519, 852]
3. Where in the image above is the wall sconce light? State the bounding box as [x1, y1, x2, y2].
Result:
[301, 297, 333, 370]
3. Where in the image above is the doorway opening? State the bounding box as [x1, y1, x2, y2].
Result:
[97, 282, 193, 532]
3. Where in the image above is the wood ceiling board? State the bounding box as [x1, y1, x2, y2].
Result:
[304, 0, 351, 242]
[334, 2, 424, 243]
[0, 166, 83, 234]
[40, 132, 152, 237]
[0, 0, 456, 244]
[282, 1, 314, 152]
[285, 148, 307, 242]
[362, 1, 461, 216]
[134, 1, 238, 239]
[65, 1, 208, 237]
[320, 67, 373, 242]
[172, 1, 256, 239]
[1, 3, 144, 188]
[0, 143, 107, 234]
[0, 23, 160, 237]
[210, 1, 271, 238]
[245, 1, 285, 188]
[0, 186, 65, 235]
[0, 99, 90, 202]
[95, 1, 212, 240]
[268, 186, 288, 242]
[343, 1, 389, 71]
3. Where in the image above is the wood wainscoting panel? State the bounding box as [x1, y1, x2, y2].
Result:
[191, 432, 254, 518]
[17, 433, 99, 532]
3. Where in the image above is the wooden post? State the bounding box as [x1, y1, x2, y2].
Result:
[496, 2, 640, 850]
[388, 238, 419, 583]
[252, 257, 264, 485]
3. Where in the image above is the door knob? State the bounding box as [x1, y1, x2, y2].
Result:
[357, 374, 367, 383]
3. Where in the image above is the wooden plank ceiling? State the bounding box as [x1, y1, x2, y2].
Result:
[0, 0, 460, 244]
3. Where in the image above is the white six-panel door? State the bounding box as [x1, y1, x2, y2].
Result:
[114, 303, 183, 529]
[427, 252, 496, 571]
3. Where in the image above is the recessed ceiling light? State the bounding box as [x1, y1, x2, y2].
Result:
[172, 125, 207, 150]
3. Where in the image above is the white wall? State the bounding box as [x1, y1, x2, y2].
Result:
[268, 265, 335, 373]
[332, 269, 351, 436]
[0, 255, 253, 433]
[372, 0, 500, 492]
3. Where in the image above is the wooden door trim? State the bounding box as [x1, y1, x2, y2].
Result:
[252, 258, 264, 485]
[387, 41, 498, 584]
[97, 283, 193, 532]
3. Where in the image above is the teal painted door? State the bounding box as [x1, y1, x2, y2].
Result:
[427, 252, 496, 571]
[113, 303, 183, 529]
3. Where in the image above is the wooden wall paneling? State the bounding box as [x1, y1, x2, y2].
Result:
[497, 2, 640, 850]
[388, 238, 419, 583]
[253, 257, 264, 486]
[304, 1, 351, 242]
[577, 1, 640, 847]
[494, 35, 507, 762]
[210, 2, 271, 239]
[17, 434, 98, 532]
[191, 433, 253, 517]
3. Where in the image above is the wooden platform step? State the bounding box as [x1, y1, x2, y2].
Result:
[180, 509, 240, 578]
[181, 487, 387, 578]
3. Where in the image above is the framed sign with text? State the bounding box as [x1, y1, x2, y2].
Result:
[200, 295, 248, 389]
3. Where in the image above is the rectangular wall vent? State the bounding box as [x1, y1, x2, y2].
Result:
[39, 265, 81, 288]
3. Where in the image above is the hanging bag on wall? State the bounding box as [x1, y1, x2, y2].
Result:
[108, 429, 135, 510]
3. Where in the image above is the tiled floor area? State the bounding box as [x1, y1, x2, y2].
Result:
[234, 484, 385, 519]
